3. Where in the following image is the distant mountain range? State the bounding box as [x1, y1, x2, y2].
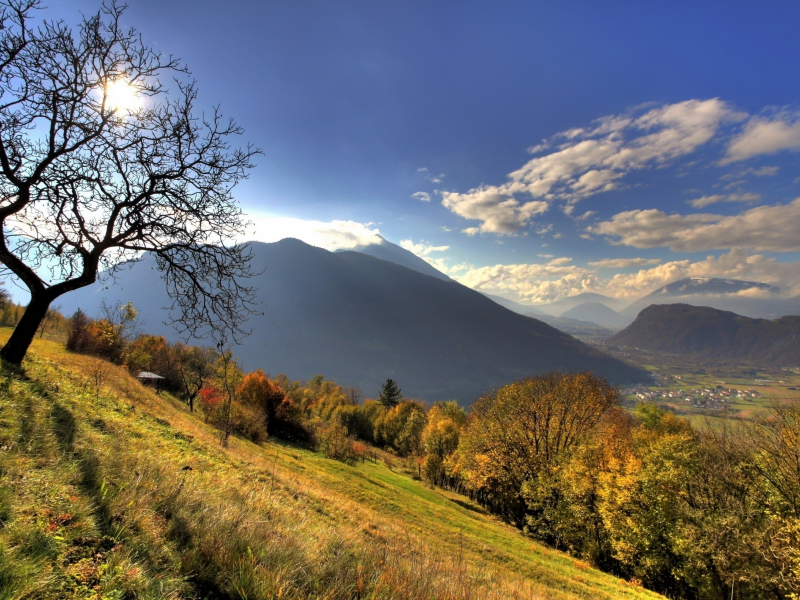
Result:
[535, 293, 627, 316]
[608, 303, 800, 365]
[59, 239, 645, 402]
[529, 314, 615, 339]
[560, 302, 631, 329]
[620, 277, 799, 319]
[344, 244, 800, 338]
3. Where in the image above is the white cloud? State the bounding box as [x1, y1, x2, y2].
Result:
[441, 99, 742, 234]
[441, 186, 549, 235]
[748, 166, 779, 177]
[590, 198, 800, 252]
[240, 214, 382, 251]
[455, 249, 800, 303]
[427, 173, 446, 184]
[399, 239, 450, 256]
[724, 112, 800, 163]
[417, 167, 428, 172]
[603, 249, 800, 299]
[687, 192, 761, 208]
[455, 258, 599, 303]
[588, 258, 662, 268]
[412, 191, 431, 202]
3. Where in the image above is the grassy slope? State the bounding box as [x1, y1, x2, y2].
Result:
[0, 330, 661, 599]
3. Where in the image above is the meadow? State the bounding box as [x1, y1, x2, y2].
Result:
[0, 329, 660, 599]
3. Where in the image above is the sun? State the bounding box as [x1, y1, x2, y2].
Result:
[105, 79, 140, 111]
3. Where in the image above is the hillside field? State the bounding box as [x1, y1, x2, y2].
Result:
[0, 329, 660, 599]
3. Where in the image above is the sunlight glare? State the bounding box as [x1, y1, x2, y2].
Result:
[105, 79, 140, 111]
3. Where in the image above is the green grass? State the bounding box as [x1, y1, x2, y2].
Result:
[0, 330, 661, 599]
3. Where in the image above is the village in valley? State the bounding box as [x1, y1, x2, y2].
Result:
[622, 381, 762, 411]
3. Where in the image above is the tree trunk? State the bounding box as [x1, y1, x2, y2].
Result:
[0, 292, 54, 365]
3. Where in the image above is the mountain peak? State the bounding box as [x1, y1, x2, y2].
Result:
[345, 237, 451, 281]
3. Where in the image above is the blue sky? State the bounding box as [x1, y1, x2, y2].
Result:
[46, 1, 800, 303]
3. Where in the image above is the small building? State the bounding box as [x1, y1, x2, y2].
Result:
[137, 371, 165, 392]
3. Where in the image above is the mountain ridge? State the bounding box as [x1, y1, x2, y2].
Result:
[58, 238, 645, 402]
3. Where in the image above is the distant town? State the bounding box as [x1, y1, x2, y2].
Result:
[622, 383, 762, 410]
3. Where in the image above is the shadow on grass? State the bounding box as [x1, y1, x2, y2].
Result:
[448, 496, 488, 516]
[51, 403, 76, 453]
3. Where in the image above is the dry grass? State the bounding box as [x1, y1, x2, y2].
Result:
[0, 329, 662, 599]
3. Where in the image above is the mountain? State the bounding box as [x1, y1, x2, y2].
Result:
[58, 239, 645, 402]
[347, 238, 548, 317]
[346, 235, 451, 281]
[560, 302, 631, 330]
[531, 314, 615, 339]
[535, 293, 627, 316]
[621, 277, 800, 320]
[608, 303, 800, 364]
[481, 292, 544, 315]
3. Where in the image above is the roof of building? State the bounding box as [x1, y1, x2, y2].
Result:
[136, 371, 165, 380]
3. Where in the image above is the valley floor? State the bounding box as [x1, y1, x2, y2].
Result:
[0, 331, 661, 599]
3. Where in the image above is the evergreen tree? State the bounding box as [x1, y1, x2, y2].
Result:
[378, 379, 403, 408]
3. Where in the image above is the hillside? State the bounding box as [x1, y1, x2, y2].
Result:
[57, 239, 645, 402]
[608, 303, 800, 364]
[0, 333, 660, 599]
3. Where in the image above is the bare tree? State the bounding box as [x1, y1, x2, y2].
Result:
[0, 1, 260, 365]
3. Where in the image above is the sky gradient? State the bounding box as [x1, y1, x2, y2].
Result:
[44, 0, 800, 304]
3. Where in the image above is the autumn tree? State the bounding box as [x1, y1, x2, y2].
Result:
[378, 378, 403, 408]
[374, 399, 427, 456]
[421, 401, 466, 487]
[457, 372, 619, 523]
[0, 1, 260, 365]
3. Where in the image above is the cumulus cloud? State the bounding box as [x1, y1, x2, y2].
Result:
[455, 258, 599, 303]
[589, 198, 800, 252]
[603, 249, 800, 299]
[724, 112, 800, 163]
[239, 215, 382, 251]
[412, 191, 431, 202]
[441, 99, 742, 234]
[687, 192, 761, 208]
[455, 249, 800, 303]
[441, 186, 549, 235]
[588, 258, 662, 268]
